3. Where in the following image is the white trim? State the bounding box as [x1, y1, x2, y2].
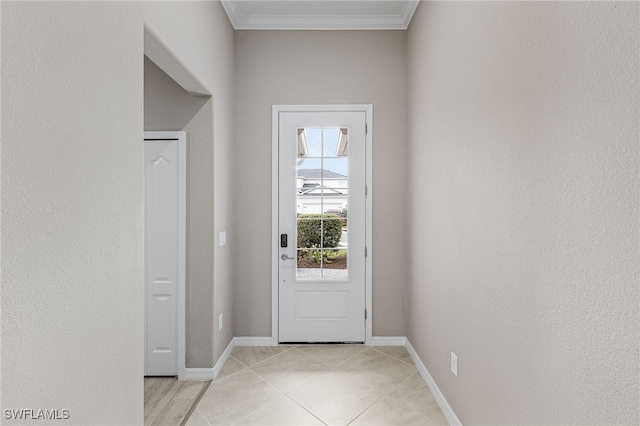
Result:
[271, 105, 373, 345]
[233, 337, 275, 347]
[184, 368, 215, 381]
[212, 338, 235, 379]
[364, 107, 373, 346]
[405, 340, 462, 426]
[271, 109, 280, 346]
[220, 0, 419, 31]
[183, 337, 236, 381]
[371, 336, 407, 346]
[144, 131, 187, 381]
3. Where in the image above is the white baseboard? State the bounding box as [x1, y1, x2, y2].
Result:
[212, 338, 236, 379]
[231, 336, 408, 346]
[405, 340, 462, 426]
[183, 367, 215, 380]
[233, 336, 275, 346]
[370, 336, 407, 346]
[183, 338, 236, 381]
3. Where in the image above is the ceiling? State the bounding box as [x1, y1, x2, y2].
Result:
[220, 0, 420, 30]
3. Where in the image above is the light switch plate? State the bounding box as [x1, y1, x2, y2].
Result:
[219, 231, 227, 247]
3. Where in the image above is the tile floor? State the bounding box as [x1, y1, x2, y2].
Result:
[186, 345, 448, 426]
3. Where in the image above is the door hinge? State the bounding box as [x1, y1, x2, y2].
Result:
[365, 309, 368, 320]
[365, 185, 368, 196]
[365, 123, 368, 135]
[365, 247, 368, 258]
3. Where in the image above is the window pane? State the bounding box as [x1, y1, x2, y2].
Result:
[297, 158, 322, 215]
[302, 128, 322, 157]
[297, 217, 322, 249]
[322, 128, 345, 158]
[322, 249, 348, 280]
[321, 218, 343, 248]
[297, 248, 322, 280]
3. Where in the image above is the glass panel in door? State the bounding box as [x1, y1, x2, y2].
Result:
[295, 128, 349, 281]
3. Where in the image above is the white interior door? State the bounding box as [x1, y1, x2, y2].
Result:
[144, 132, 185, 376]
[278, 111, 366, 342]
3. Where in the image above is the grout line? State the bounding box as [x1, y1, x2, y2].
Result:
[216, 355, 250, 380]
[249, 349, 327, 394]
[228, 355, 250, 370]
[236, 346, 296, 369]
[229, 370, 289, 426]
[300, 344, 370, 368]
[346, 371, 419, 425]
[293, 347, 341, 368]
[284, 393, 328, 426]
[244, 349, 327, 424]
[369, 346, 417, 366]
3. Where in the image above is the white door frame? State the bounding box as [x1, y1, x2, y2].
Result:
[271, 105, 373, 345]
[144, 131, 186, 379]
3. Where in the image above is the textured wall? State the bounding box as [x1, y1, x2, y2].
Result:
[1, 2, 234, 423]
[1, 2, 144, 423]
[406, 2, 639, 424]
[233, 31, 407, 337]
[144, 56, 214, 368]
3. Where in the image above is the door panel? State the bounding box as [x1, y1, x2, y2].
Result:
[145, 139, 180, 376]
[278, 111, 366, 342]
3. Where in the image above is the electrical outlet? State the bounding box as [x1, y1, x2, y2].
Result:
[451, 352, 458, 377]
[218, 314, 223, 331]
[219, 231, 227, 247]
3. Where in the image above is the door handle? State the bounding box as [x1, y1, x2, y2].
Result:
[281, 254, 294, 261]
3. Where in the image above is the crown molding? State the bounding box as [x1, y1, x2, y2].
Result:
[221, 1, 419, 31]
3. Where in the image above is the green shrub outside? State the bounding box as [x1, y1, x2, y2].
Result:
[297, 214, 343, 264]
[297, 214, 342, 248]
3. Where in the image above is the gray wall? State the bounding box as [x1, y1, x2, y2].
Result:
[233, 30, 407, 337]
[144, 56, 214, 368]
[406, 2, 639, 424]
[1, 2, 234, 423]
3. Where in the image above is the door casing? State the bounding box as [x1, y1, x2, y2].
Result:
[271, 105, 373, 345]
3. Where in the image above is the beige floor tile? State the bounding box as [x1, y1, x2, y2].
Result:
[371, 346, 415, 365]
[288, 370, 384, 426]
[251, 348, 332, 393]
[233, 396, 324, 426]
[217, 356, 247, 380]
[297, 344, 368, 367]
[386, 372, 442, 419]
[350, 395, 429, 426]
[231, 346, 293, 367]
[196, 370, 282, 425]
[185, 409, 210, 425]
[189, 346, 448, 426]
[423, 409, 450, 425]
[336, 348, 417, 392]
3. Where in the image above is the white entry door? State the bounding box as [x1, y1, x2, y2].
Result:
[144, 132, 186, 376]
[278, 111, 367, 342]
